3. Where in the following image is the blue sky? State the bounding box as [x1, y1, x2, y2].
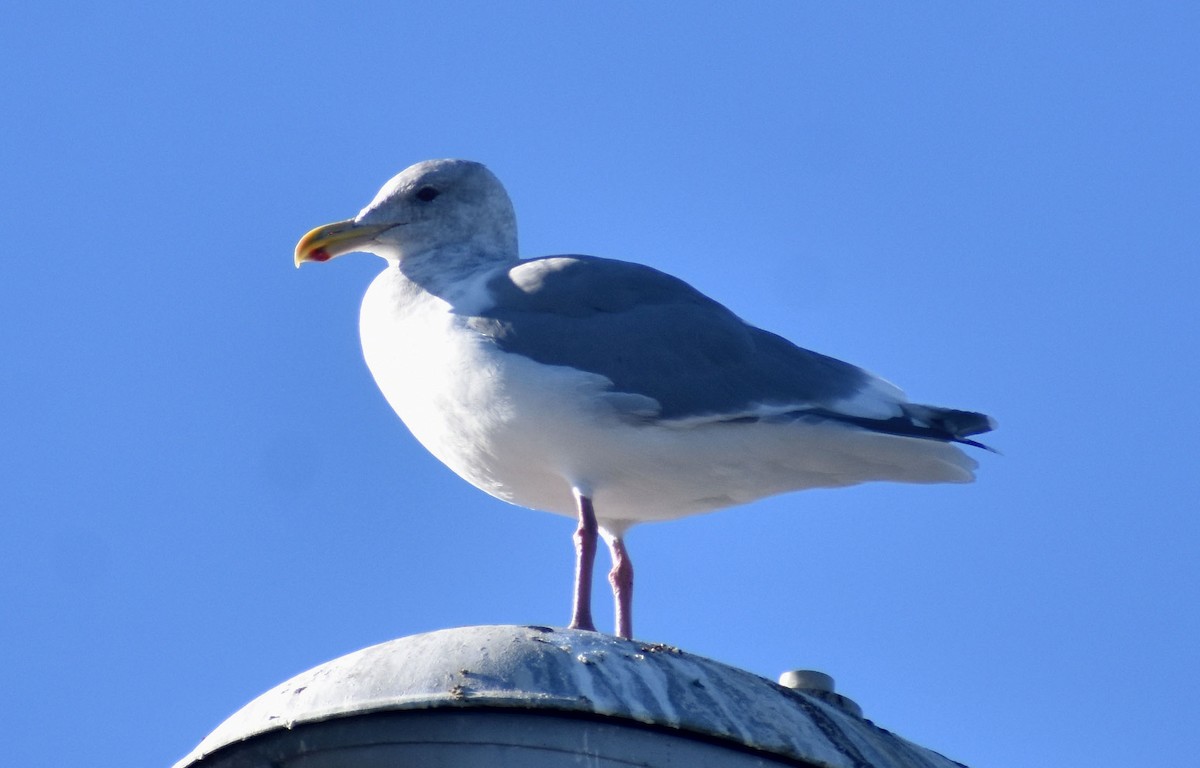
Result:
[3, 3, 1197, 766]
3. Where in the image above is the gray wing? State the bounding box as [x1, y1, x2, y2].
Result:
[466, 256, 995, 446]
[466, 255, 870, 420]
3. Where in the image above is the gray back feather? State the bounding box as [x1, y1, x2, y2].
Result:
[465, 256, 869, 420]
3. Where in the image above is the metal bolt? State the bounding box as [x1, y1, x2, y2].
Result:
[778, 669, 863, 719]
[778, 670, 834, 693]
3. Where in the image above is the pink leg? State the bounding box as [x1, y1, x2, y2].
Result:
[568, 492, 597, 632]
[607, 536, 634, 640]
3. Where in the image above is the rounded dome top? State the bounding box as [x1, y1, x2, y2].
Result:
[176, 625, 961, 768]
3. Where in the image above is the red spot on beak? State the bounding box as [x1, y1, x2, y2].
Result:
[310, 249, 332, 262]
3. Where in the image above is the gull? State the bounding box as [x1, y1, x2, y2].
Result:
[295, 159, 994, 639]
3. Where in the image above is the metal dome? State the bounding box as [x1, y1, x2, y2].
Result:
[175, 625, 965, 768]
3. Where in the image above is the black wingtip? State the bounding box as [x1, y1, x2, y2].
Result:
[719, 403, 999, 451]
[954, 436, 1001, 454]
[780, 404, 997, 450]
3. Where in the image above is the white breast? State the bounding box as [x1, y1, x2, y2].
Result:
[359, 266, 615, 519]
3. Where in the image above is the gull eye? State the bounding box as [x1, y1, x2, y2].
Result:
[415, 186, 440, 202]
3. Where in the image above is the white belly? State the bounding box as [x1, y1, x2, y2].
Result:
[359, 268, 975, 534]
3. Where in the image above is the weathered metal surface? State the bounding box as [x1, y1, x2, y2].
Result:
[176, 625, 965, 768]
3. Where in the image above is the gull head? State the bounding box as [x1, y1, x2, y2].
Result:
[295, 159, 518, 268]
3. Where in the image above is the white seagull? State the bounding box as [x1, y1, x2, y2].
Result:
[296, 159, 994, 639]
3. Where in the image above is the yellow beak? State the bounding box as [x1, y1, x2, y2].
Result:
[294, 219, 394, 268]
